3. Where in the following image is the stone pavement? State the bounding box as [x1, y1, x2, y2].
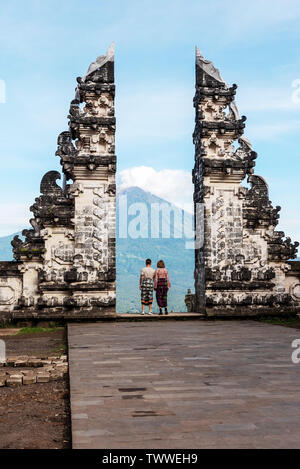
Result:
[68, 320, 300, 449]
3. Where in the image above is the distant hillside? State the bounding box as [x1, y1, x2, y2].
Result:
[0, 233, 22, 261]
[116, 187, 194, 313]
[0, 187, 195, 313]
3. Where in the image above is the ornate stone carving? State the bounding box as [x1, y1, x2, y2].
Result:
[0, 286, 15, 305]
[291, 284, 300, 301]
[191, 47, 300, 316]
[2, 45, 116, 320]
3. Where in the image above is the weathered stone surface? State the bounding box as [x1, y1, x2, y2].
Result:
[15, 359, 28, 367]
[191, 47, 300, 316]
[0, 352, 68, 387]
[36, 372, 50, 383]
[55, 363, 68, 373]
[6, 374, 23, 387]
[50, 370, 64, 380]
[6, 357, 17, 367]
[0, 44, 116, 321]
[0, 375, 6, 386]
[23, 374, 37, 385]
[28, 358, 43, 368]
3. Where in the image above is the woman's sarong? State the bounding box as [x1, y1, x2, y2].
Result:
[156, 278, 168, 308]
[141, 278, 153, 305]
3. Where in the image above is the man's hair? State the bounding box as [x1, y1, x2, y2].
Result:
[157, 259, 165, 268]
[146, 258, 152, 265]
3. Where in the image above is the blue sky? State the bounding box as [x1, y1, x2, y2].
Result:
[0, 0, 300, 241]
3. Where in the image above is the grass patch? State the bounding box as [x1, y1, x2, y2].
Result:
[51, 343, 67, 355]
[17, 326, 63, 335]
[258, 316, 300, 327]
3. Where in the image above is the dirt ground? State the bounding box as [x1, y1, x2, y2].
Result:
[0, 378, 71, 449]
[284, 322, 300, 330]
[2, 328, 66, 358]
[0, 328, 71, 449]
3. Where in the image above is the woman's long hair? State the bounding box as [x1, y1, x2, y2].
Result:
[157, 259, 165, 268]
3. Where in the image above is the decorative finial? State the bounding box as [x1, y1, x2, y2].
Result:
[195, 46, 227, 86]
[107, 42, 115, 59]
[82, 42, 115, 82]
[195, 45, 203, 60]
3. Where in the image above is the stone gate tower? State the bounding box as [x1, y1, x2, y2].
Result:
[0, 44, 116, 320]
[192, 47, 300, 316]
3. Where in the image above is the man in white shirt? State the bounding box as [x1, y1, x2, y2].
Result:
[139, 259, 155, 315]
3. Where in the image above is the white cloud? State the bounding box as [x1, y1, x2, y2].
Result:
[118, 166, 193, 212]
[0, 203, 30, 237]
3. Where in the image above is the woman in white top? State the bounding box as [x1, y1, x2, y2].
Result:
[139, 258, 155, 315]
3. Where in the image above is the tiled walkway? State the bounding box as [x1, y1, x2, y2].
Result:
[68, 320, 300, 449]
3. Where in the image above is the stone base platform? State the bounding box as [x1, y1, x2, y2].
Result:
[6, 311, 204, 325]
[6, 308, 299, 325]
[206, 306, 300, 318]
[11, 307, 117, 322]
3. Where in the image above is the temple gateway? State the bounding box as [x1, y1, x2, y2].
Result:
[0, 45, 300, 321]
[188, 47, 300, 316]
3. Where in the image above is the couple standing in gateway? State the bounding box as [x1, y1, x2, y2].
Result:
[139, 259, 171, 315]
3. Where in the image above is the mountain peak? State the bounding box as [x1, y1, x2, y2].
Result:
[118, 186, 147, 196]
[117, 186, 181, 208]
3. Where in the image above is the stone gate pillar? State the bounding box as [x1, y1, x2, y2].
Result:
[4, 45, 117, 320]
[58, 44, 116, 317]
[192, 47, 300, 316]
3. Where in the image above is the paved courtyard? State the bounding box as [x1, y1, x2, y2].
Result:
[68, 320, 300, 449]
